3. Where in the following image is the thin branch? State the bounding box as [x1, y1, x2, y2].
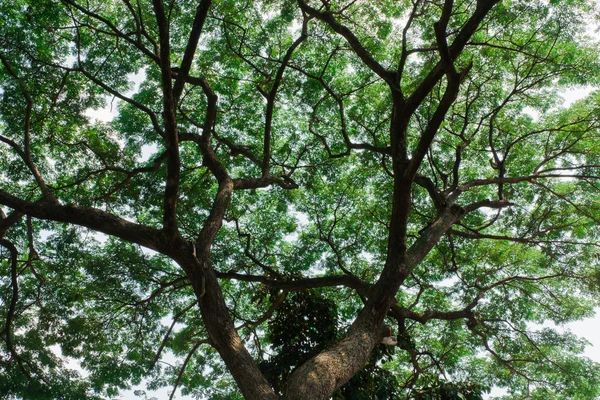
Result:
[0, 55, 57, 202]
[168, 339, 210, 400]
[297, 0, 396, 86]
[262, 20, 308, 176]
[61, 0, 160, 62]
[150, 301, 196, 370]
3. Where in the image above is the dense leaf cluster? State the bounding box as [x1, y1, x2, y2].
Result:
[1, 0, 600, 399]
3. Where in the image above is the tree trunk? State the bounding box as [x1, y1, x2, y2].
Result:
[285, 302, 391, 399]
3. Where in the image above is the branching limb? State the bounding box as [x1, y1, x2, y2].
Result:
[232, 218, 283, 278]
[0, 211, 23, 239]
[196, 179, 234, 253]
[0, 191, 168, 253]
[407, 54, 471, 178]
[404, 0, 500, 115]
[262, 19, 308, 176]
[0, 55, 57, 203]
[236, 291, 287, 331]
[414, 174, 446, 210]
[152, 0, 180, 236]
[61, 0, 160, 62]
[0, 239, 28, 376]
[78, 68, 166, 138]
[172, 0, 213, 103]
[398, 0, 423, 79]
[297, 0, 396, 86]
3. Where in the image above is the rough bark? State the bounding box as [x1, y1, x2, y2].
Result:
[285, 198, 466, 399]
[174, 246, 278, 400]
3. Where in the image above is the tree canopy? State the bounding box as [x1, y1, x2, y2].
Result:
[2, 0, 600, 399]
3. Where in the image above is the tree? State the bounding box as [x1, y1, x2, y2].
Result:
[1, 0, 600, 398]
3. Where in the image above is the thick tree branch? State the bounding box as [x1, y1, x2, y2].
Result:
[463, 198, 513, 213]
[286, 199, 467, 399]
[217, 271, 370, 293]
[195, 81, 230, 182]
[414, 174, 446, 210]
[152, 0, 181, 236]
[404, 0, 500, 114]
[0, 211, 23, 239]
[392, 305, 475, 325]
[0, 191, 169, 253]
[196, 179, 233, 252]
[232, 176, 299, 190]
[175, 252, 278, 400]
[407, 12, 473, 179]
[0, 239, 21, 369]
[172, 0, 212, 103]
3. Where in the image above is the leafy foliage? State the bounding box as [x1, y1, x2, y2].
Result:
[1, 0, 600, 399]
[260, 291, 339, 394]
